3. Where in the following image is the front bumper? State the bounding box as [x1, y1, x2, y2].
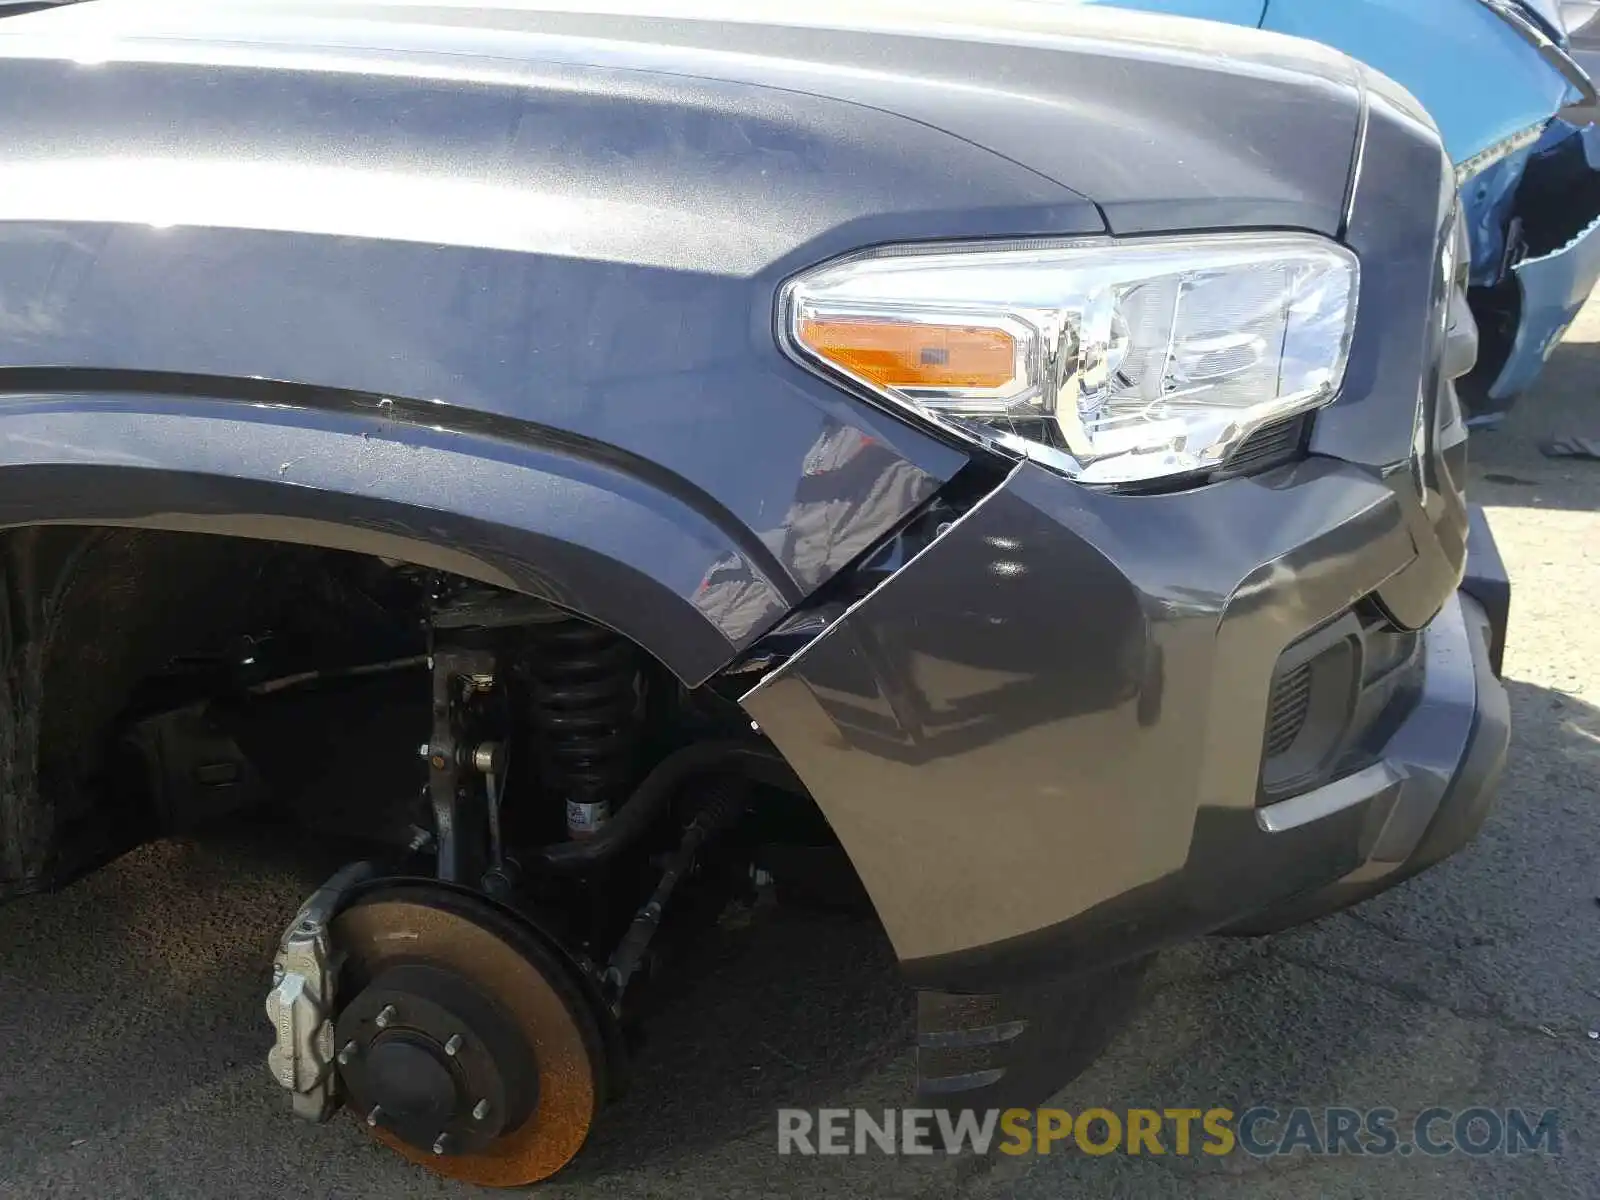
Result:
[1223, 576, 1509, 933]
[742, 459, 1508, 1104]
[1489, 200, 1600, 402]
[742, 462, 1508, 977]
[1471, 113, 1600, 409]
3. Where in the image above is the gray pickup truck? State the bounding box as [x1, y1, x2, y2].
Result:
[0, 0, 1509, 1186]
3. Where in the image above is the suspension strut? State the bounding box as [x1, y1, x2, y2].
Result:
[526, 620, 642, 840]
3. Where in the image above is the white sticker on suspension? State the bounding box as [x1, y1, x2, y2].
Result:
[565, 800, 610, 837]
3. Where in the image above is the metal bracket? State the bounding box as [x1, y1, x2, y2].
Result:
[425, 647, 497, 886]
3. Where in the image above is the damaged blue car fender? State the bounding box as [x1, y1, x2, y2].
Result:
[1075, 0, 1600, 415]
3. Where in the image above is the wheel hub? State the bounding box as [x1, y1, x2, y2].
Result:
[335, 962, 536, 1156]
[364, 1038, 456, 1127]
[329, 886, 606, 1187]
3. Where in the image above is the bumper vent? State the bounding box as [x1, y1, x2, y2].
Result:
[1259, 601, 1424, 802]
[1264, 661, 1313, 758]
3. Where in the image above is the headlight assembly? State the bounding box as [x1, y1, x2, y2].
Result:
[780, 234, 1360, 486]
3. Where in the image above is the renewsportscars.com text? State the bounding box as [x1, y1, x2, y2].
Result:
[776, 1107, 1561, 1158]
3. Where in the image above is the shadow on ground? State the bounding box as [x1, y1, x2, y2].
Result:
[1468, 338, 1600, 513]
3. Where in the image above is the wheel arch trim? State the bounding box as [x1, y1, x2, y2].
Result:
[0, 384, 797, 685]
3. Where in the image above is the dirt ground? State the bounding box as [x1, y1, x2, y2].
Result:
[0, 303, 1597, 1199]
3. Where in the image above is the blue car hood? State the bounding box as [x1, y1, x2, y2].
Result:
[1066, 0, 1581, 168]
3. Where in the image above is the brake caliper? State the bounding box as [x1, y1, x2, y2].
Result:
[265, 862, 375, 1121]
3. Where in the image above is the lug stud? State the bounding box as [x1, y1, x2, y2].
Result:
[374, 1004, 397, 1030]
[365, 1105, 384, 1128]
[472, 1099, 491, 1122]
[444, 1033, 464, 1057]
[337, 1040, 358, 1066]
[433, 1132, 453, 1156]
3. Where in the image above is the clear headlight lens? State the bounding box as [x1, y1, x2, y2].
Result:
[780, 234, 1360, 485]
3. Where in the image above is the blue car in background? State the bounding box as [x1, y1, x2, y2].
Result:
[1071, 0, 1600, 419]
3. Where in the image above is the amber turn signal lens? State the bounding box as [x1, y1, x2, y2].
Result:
[797, 318, 1016, 390]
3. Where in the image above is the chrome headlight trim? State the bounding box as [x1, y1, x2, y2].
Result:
[779, 233, 1360, 487]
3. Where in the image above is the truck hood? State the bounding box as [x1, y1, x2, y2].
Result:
[1, 0, 1366, 234]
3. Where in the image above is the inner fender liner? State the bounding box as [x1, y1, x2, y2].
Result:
[0, 526, 270, 897]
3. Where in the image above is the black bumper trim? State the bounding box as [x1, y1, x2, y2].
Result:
[1461, 502, 1511, 677]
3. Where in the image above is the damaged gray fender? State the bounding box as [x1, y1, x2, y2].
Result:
[0, 0, 1375, 902]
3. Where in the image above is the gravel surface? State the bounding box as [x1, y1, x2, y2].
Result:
[2, 304, 1598, 1200]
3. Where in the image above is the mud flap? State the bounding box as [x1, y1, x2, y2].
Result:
[916, 956, 1152, 1110]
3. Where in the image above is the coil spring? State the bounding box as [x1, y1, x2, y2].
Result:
[528, 620, 641, 807]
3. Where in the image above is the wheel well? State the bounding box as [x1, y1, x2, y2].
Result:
[2, 525, 401, 892]
[0, 523, 864, 921]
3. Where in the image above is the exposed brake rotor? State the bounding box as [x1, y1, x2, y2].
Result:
[330, 884, 607, 1187]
